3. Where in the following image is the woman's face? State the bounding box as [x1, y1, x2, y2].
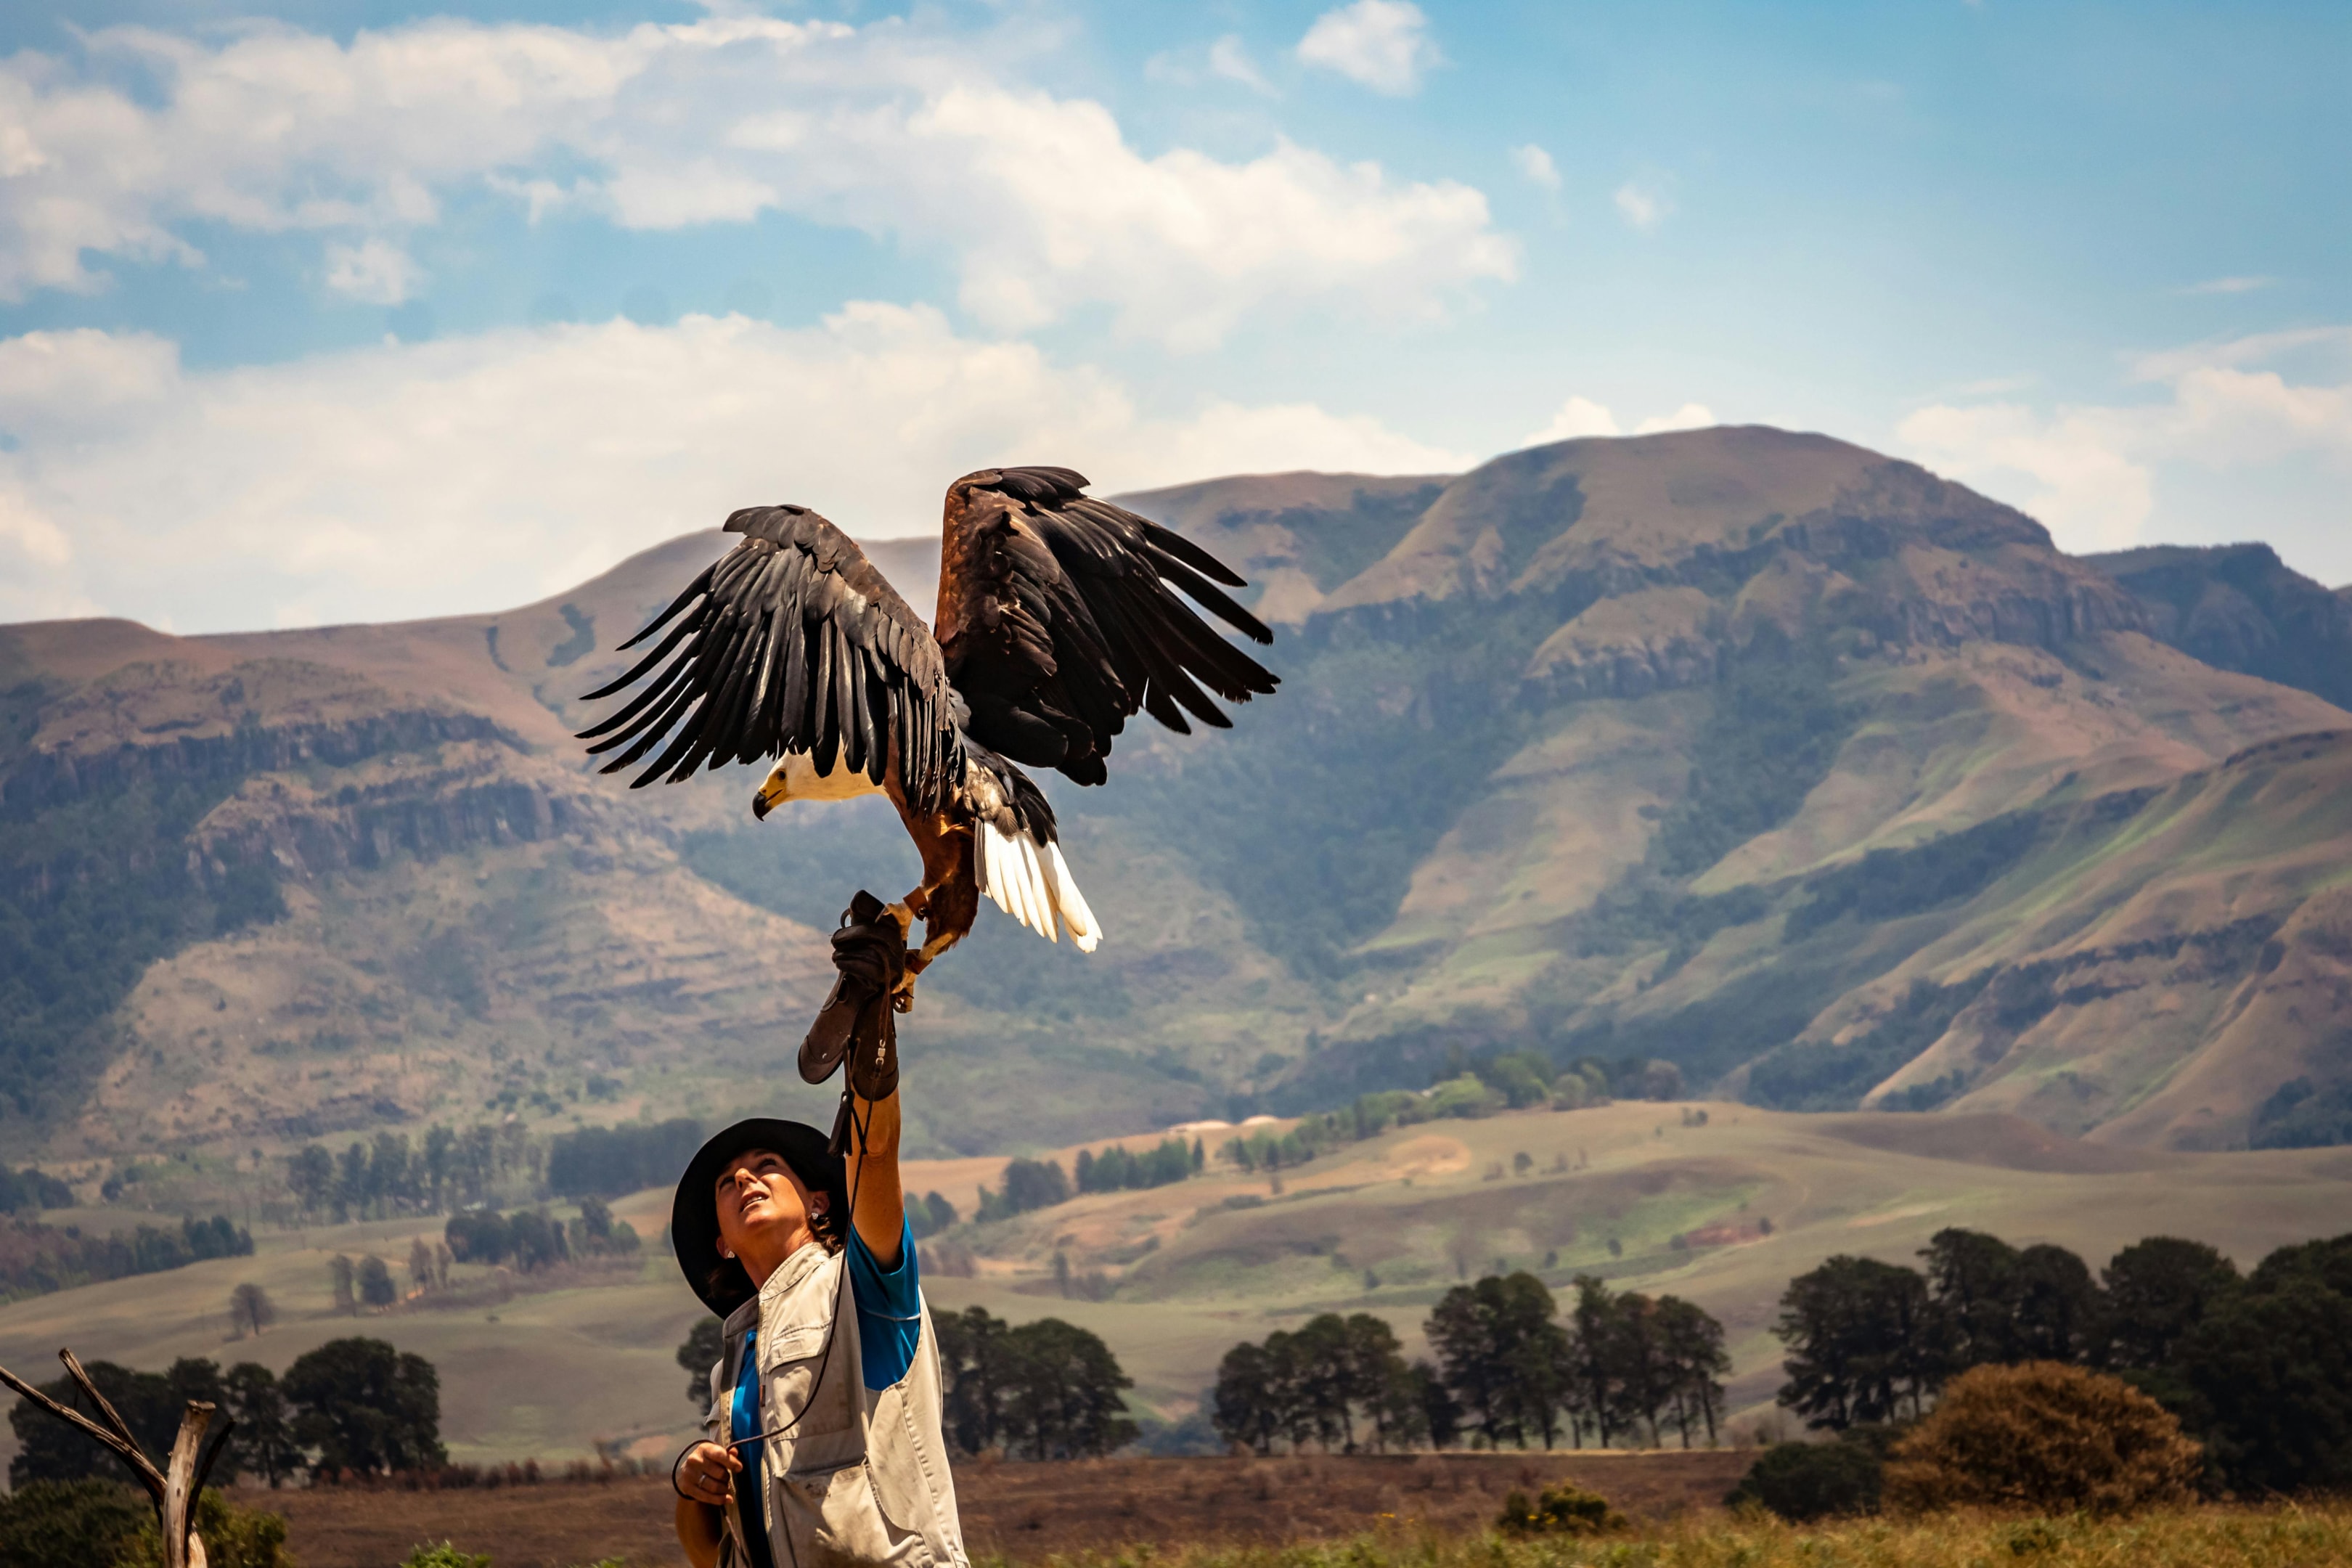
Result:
[713, 1148, 823, 1284]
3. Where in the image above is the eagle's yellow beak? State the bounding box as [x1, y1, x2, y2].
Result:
[752, 772, 788, 820]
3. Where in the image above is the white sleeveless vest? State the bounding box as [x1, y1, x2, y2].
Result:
[702, 1243, 969, 1568]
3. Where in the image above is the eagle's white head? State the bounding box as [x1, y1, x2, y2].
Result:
[751, 751, 885, 819]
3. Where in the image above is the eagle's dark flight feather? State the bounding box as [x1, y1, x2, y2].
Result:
[934, 466, 1279, 788]
[579, 505, 960, 810]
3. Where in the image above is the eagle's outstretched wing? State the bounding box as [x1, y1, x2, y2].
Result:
[576, 505, 960, 807]
[934, 466, 1278, 787]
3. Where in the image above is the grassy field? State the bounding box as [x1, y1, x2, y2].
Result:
[4, 1102, 2350, 1475]
[235, 1466, 2352, 1568]
[998, 1503, 2352, 1568]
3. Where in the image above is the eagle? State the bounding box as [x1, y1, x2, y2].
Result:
[576, 466, 1277, 999]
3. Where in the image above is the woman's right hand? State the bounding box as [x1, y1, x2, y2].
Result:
[677, 1440, 742, 1506]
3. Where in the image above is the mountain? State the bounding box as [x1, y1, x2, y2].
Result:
[3, 426, 2348, 1171]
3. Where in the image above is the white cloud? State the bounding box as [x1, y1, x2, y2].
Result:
[1613, 179, 1671, 231]
[1297, 1, 1442, 97]
[1522, 396, 1717, 445]
[0, 15, 1513, 348]
[1524, 396, 1620, 443]
[1635, 403, 1715, 434]
[1897, 328, 2352, 560]
[0, 312, 1474, 632]
[324, 237, 424, 304]
[1209, 36, 1275, 95]
[1511, 144, 1561, 193]
[2183, 275, 2274, 295]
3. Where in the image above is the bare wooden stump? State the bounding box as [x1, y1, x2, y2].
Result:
[0, 1347, 233, 1568]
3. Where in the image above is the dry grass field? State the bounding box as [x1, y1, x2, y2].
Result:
[245, 1452, 1757, 1568]
[5, 1101, 2350, 1477]
[238, 1462, 2352, 1568]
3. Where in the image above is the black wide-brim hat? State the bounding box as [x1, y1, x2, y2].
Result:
[671, 1118, 847, 1317]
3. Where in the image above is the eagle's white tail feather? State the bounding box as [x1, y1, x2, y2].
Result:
[1017, 835, 1057, 943]
[975, 821, 1103, 953]
[1047, 841, 1101, 952]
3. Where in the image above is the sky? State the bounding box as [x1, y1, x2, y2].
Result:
[0, 0, 2345, 633]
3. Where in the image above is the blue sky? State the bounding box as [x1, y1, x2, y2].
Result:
[0, 0, 2344, 632]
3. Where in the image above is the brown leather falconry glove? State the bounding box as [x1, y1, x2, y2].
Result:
[799, 891, 907, 1103]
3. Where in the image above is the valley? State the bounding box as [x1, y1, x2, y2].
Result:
[4, 1100, 2346, 1474]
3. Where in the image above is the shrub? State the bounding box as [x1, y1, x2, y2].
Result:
[1885, 1362, 2202, 1515]
[1726, 1433, 1886, 1519]
[401, 1544, 494, 1568]
[0, 1477, 150, 1568]
[117, 1488, 291, 1568]
[1498, 1482, 1625, 1536]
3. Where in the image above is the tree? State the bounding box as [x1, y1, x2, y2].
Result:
[1567, 1276, 1620, 1447]
[976, 1159, 1069, 1222]
[422, 1124, 457, 1212]
[229, 1282, 276, 1339]
[444, 1209, 512, 1265]
[357, 1255, 397, 1310]
[1654, 1294, 1730, 1447]
[1773, 1255, 1937, 1429]
[1429, 1272, 1568, 1447]
[997, 1318, 1135, 1459]
[336, 1140, 369, 1222]
[286, 1144, 335, 1217]
[677, 1317, 724, 1408]
[1885, 1362, 2202, 1514]
[2102, 1236, 2239, 1371]
[934, 1305, 1016, 1455]
[225, 1363, 303, 1488]
[0, 1478, 152, 1568]
[330, 1254, 356, 1315]
[505, 1208, 568, 1271]
[1212, 1342, 1280, 1455]
[282, 1337, 445, 1475]
[1920, 1227, 2022, 1371]
[1409, 1360, 1459, 1449]
[409, 1237, 438, 1294]
[1726, 1436, 1885, 1520]
[2010, 1242, 2102, 1363]
[7, 1361, 179, 1485]
[2176, 1267, 2352, 1493]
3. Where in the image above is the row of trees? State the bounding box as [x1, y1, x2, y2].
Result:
[0, 1212, 252, 1303]
[285, 1123, 539, 1222]
[444, 1199, 638, 1271]
[1211, 1272, 1730, 1455]
[278, 1117, 714, 1223]
[7, 1338, 442, 1487]
[673, 1304, 1138, 1461]
[1773, 1226, 2352, 1493]
[1213, 1312, 1447, 1454]
[1074, 1138, 1201, 1194]
[0, 1163, 73, 1214]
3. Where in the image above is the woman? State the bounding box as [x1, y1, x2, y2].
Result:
[669, 1085, 967, 1568]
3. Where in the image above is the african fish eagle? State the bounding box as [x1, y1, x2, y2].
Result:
[576, 466, 1278, 995]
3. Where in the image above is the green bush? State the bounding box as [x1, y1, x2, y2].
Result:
[1497, 1481, 1625, 1536]
[401, 1545, 493, 1568]
[116, 1489, 290, 1568]
[1726, 1432, 1888, 1520]
[0, 1477, 150, 1568]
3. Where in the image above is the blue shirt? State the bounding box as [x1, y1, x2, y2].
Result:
[845, 1215, 922, 1390]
